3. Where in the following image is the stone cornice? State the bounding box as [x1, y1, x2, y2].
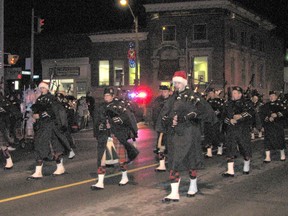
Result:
[89, 32, 149, 43]
[144, 0, 275, 30]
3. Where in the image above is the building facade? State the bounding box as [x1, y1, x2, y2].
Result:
[41, 0, 284, 99]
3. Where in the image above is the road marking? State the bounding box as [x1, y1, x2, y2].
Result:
[0, 163, 158, 204]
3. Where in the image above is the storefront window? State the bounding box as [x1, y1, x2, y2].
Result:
[99, 60, 109, 86]
[76, 81, 87, 98]
[113, 60, 124, 86]
[193, 56, 208, 84]
[43, 79, 74, 95]
[129, 62, 140, 86]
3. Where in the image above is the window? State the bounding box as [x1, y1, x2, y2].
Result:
[250, 35, 257, 49]
[250, 62, 255, 87]
[231, 57, 235, 83]
[193, 24, 207, 40]
[241, 32, 247, 46]
[113, 60, 124, 86]
[229, 27, 237, 43]
[241, 58, 246, 85]
[99, 60, 109, 86]
[259, 39, 265, 52]
[162, 25, 176, 42]
[193, 56, 208, 84]
[129, 61, 140, 86]
[258, 64, 265, 86]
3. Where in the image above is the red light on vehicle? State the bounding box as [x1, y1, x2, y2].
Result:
[133, 86, 153, 105]
[137, 92, 147, 98]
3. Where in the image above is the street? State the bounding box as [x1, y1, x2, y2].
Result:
[1, 124, 288, 216]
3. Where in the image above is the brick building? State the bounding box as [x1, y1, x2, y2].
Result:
[41, 0, 284, 99]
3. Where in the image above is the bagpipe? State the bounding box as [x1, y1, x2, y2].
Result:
[104, 103, 139, 162]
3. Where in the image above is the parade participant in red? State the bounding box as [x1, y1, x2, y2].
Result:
[157, 71, 207, 202]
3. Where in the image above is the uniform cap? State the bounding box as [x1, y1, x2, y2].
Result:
[159, 85, 170, 90]
[269, 90, 277, 95]
[103, 87, 115, 95]
[232, 86, 243, 93]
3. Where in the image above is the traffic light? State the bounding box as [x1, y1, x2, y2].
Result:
[37, 18, 44, 33]
[8, 54, 19, 65]
[17, 74, 22, 79]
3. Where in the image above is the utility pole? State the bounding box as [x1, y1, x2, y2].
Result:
[0, 0, 4, 95]
[30, 8, 34, 82]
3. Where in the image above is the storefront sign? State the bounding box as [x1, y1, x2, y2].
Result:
[49, 67, 80, 77]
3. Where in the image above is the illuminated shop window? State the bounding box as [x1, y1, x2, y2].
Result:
[162, 25, 176, 42]
[129, 62, 140, 86]
[99, 60, 109, 86]
[113, 60, 124, 86]
[43, 79, 74, 95]
[193, 56, 208, 84]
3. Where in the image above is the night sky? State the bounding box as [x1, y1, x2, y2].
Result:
[3, 0, 288, 41]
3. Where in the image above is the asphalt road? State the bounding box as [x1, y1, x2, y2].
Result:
[1, 125, 288, 216]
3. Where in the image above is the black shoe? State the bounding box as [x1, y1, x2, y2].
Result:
[90, 185, 103, 190]
[26, 176, 42, 181]
[4, 166, 13, 170]
[155, 168, 166, 172]
[162, 198, 179, 203]
[243, 171, 249, 175]
[205, 155, 212, 159]
[119, 181, 128, 186]
[263, 160, 271, 164]
[187, 193, 197, 198]
[153, 148, 160, 154]
[222, 172, 234, 177]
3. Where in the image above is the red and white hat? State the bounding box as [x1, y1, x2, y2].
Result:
[172, 71, 188, 86]
[38, 82, 49, 90]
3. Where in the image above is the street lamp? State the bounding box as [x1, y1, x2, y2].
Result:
[120, 0, 139, 86]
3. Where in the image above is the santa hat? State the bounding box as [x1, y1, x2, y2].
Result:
[172, 71, 188, 86]
[38, 82, 49, 90]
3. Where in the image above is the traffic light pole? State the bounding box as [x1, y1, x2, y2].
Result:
[30, 8, 34, 82]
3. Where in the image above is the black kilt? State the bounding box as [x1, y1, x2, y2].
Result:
[167, 123, 203, 171]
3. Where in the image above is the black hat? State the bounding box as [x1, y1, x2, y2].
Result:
[103, 87, 114, 95]
[232, 86, 243, 93]
[269, 90, 277, 95]
[159, 85, 170, 90]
